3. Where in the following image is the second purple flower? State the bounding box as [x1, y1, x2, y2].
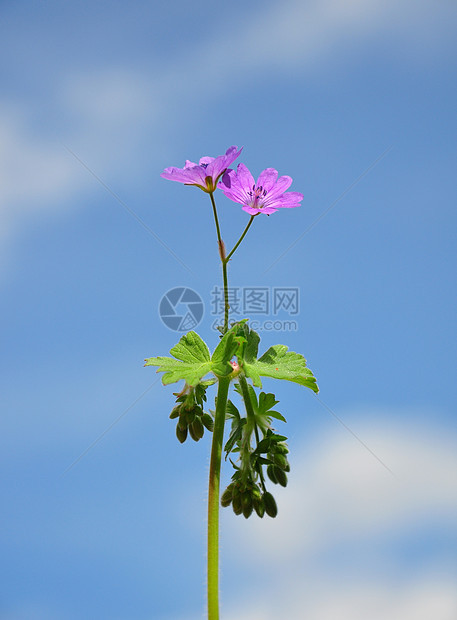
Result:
[220, 163, 303, 215]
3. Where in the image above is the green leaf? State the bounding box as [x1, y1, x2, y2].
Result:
[258, 392, 279, 414]
[226, 400, 241, 420]
[244, 344, 318, 392]
[211, 330, 237, 376]
[224, 418, 246, 457]
[244, 326, 260, 362]
[145, 331, 212, 386]
[267, 410, 287, 423]
[211, 320, 248, 376]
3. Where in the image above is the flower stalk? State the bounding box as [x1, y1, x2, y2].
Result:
[147, 145, 318, 620]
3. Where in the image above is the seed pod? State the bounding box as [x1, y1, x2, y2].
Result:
[189, 417, 204, 441]
[176, 424, 188, 444]
[242, 493, 253, 519]
[251, 486, 262, 502]
[253, 497, 265, 518]
[263, 492, 278, 518]
[185, 410, 196, 425]
[276, 443, 289, 455]
[220, 486, 233, 507]
[232, 493, 243, 516]
[169, 407, 180, 419]
[267, 464, 278, 484]
[178, 412, 187, 431]
[273, 453, 288, 470]
[201, 413, 214, 432]
[274, 466, 288, 487]
[230, 483, 239, 502]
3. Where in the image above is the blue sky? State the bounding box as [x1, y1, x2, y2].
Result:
[1, 1, 456, 618]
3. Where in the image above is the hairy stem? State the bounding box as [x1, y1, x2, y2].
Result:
[210, 192, 230, 333]
[226, 215, 256, 262]
[237, 374, 267, 492]
[207, 193, 255, 618]
[207, 376, 230, 620]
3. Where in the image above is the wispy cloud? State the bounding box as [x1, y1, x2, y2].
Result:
[223, 577, 457, 620]
[219, 414, 457, 619]
[226, 416, 457, 560]
[0, 0, 454, 262]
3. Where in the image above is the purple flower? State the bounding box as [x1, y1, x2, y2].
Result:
[220, 163, 303, 215]
[160, 145, 242, 193]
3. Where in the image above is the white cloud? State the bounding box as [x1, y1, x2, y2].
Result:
[0, 105, 83, 236]
[223, 578, 457, 620]
[217, 415, 457, 620]
[226, 418, 457, 560]
[0, 0, 454, 264]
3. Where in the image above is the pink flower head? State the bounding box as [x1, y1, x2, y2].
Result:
[220, 163, 303, 215]
[161, 145, 242, 194]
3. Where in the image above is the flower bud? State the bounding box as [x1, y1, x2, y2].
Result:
[176, 424, 188, 444]
[169, 407, 180, 419]
[263, 492, 278, 518]
[251, 486, 262, 502]
[201, 413, 214, 432]
[273, 453, 288, 470]
[253, 497, 265, 518]
[189, 417, 204, 441]
[185, 410, 196, 425]
[267, 464, 278, 484]
[220, 486, 233, 507]
[273, 466, 288, 487]
[232, 494, 243, 515]
[242, 493, 253, 519]
[178, 411, 187, 431]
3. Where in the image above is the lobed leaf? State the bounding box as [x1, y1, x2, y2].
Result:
[145, 331, 212, 386]
[243, 344, 318, 392]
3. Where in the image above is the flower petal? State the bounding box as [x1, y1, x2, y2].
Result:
[160, 166, 195, 183]
[206, 145, 242, 182]
[267, 175, 293, 199]
[234, 163, 255, 192]
[223, 145, 243, 167]
[277, 191, 304, 206]
[161, 165, 208, 186]
[161, 146, 242, 190]
[256, 168, 278, 193]
[220, 170, 252, 205]
[242, 205, 278, 215]
[263, 191, 303, 210]
[199, 156, 214, 166]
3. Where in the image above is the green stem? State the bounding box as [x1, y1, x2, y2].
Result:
[207, 375, 230, 620]
[209, 192, 230, 334]
[206, 194, 255, 618]
[209, 191, 223, 249]
[226, 215, 256, 262]
[237, 374, 267, 492]
[222, 261, 229, 334]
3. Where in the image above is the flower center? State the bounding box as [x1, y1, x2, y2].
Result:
[247, 184, 267, 208]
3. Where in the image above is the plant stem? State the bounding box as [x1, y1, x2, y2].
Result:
[209, 192, 230, 334]
[209, 191, 223, 249]
[207, 375, 230, 620]
[226, 215, 256, 262]
[237, 374, 267, 492]
[206, 193, 255, 618]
